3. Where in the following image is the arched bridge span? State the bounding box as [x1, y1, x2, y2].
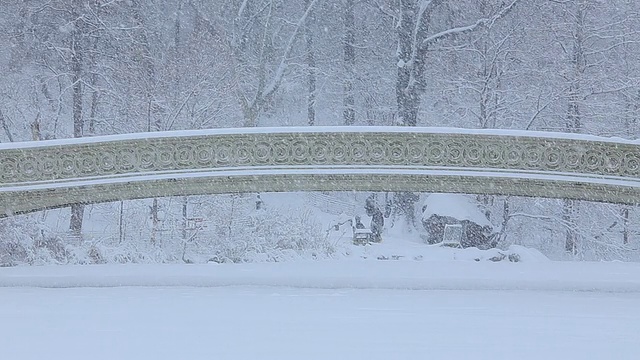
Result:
[2, 126, 640, 217]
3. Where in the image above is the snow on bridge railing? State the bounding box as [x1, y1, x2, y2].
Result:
[2, 126, 640, 217]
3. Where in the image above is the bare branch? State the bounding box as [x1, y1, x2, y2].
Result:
[0, 108, 14, 142]
[259, 0, 319, 102]
[420, 0, 520, 49]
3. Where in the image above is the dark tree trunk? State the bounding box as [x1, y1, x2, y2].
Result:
[393, 0, 422, 223]
[87, 46, 100, 136]
[343, 0, 356, 125]
[622, 207, 630, 245]
[150, 198, 160, 245]
[119, 201, 125, 244]
[396, 0, 415, 126]
[182, 196, 188, 245]
[69, 0, 85, 241]
[563, 199, 578, 255]
[305, 0, 316, 125]
[563, 2, 585, 254]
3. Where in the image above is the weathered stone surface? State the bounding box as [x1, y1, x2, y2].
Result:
[2, 128, 640, 216]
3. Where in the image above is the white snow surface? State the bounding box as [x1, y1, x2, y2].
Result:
[1, 257, 640, 360]
[2, 125, 639, 150]
[422, 193, 492, 226]
[3, 210, 639, 360]
[2, 286, 638, 360]
[1, 256, 640, 292]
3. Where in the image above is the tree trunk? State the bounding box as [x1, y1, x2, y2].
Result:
[563, 199, 578, 255]
[182, 196, 189, 245]
[131, 0, 163, 242]
[0, 109, 13, 142]
[69, 0, 85, 242]
[343, 0, 356, 125]
[500, 197, 510, 244]
[150, 198, 160, 246]
[563, 1, 585, 254]
[119, 201, 125, 244]
[87, 33, 100, 136]
[305, 0, 316, 125]
[396, 0, 417, 126]
[622, 207, 630, 245]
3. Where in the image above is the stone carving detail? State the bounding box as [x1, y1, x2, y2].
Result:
[3, 129, 640, 216]
[2, 131, 640, 185]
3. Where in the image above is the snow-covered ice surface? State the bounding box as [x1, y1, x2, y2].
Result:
[2, 251, 640, 360]
[2, 286, 639, 360]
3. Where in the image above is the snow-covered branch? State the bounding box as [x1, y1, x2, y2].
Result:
[420, 0, 520, 49]
[259, 0, 319, 102]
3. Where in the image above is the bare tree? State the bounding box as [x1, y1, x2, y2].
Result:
[395, 0, 519, 126]
[190, 0, 319, 127]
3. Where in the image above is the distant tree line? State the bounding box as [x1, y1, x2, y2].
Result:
[1, 0, 639, 260]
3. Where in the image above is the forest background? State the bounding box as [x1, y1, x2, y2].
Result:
[1, 0, 640, 264]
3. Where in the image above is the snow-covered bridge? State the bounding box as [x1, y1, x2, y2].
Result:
[2, 126, 640, 217]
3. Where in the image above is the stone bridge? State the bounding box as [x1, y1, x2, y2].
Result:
[2, 127, 640, 217]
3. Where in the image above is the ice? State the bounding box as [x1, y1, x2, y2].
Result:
[1, 262, 640, 360]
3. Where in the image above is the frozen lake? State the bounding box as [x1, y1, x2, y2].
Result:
[2, 261, 640, 359]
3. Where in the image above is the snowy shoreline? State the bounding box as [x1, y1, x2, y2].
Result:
[2, 260, 640, 292]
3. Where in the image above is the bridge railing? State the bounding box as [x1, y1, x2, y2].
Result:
[2, 126, 640, 216]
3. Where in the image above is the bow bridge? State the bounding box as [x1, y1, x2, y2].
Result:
[2, 126, 640, 217]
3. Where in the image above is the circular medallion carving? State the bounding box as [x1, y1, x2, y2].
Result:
[624, 153, 640, 175]
[504, 145, 523, 166]
[40, 155, 58, 177]
[426, 141, 446, 164]
[524, 145, 544, 168]
[235, 141, 253, 165]
[603, 150, 623, 173]
[369, 140, 386, 163]
[387, 141, 406, 164]
[543, 146, 563, 169]
[60, 153, 78, 175]
[215, 141, 233, 165]
[350, 141, 368, 163]
[156, 145, 175, 169]
[254, 141, 273, 164]
[582, 149, 603, 171]
[310, 140, 330, 163]
[76, 151, 98, 174]
[563, 148, 582, 170]
[291, 140, 309, 163]
[19, 156, 39, 178]
[463, 143, 483, 166]
[137, 146, 157, 170]
[272, 141, 290, 164]
[0, 157, 18, 182]
[175, 144, 194, 166]
[445, 141, 464, 164]
[406, 141, 424, 164]
[485, 143, 503, 166]
[98, 150, 117, 172]
[195, 144, 214, 166]
[117, 149, 137, 172]
[331, 141, 349, 163]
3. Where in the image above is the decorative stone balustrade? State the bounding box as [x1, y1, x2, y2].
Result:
[2, 127, 640, 216]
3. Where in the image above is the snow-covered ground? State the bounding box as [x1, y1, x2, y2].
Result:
[2, 285, 638, 360]
[2, 256, 640, 360]
[3, 193, 639, 359]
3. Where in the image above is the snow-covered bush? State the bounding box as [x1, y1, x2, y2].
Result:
[207, 208, 333, 263]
